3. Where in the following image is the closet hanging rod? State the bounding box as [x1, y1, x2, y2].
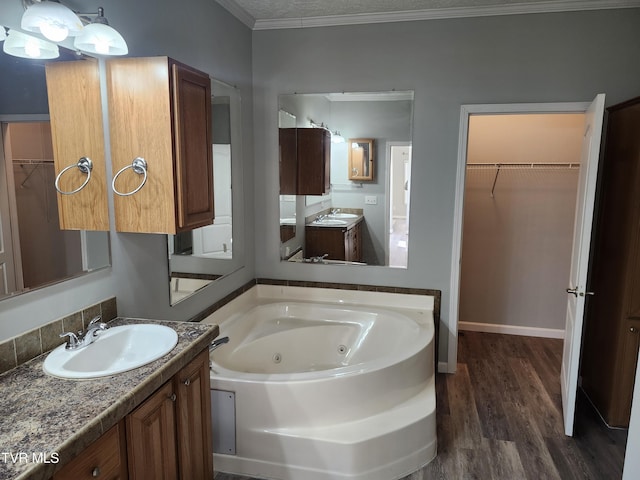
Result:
[467, 162, 579, 168]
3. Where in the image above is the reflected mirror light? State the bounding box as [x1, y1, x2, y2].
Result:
[278, 91, 414, 268]
[167, 78, 244, 305]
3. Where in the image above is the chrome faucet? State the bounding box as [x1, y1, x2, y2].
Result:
[330, 208, 340, 215]
[60, 315, 109, 351]
[210, 336, 230, 353]
[315, 214, 327, 222]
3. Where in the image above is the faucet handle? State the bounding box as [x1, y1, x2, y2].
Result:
[60, 332, 80, 350]
[87, 315, 103, 327]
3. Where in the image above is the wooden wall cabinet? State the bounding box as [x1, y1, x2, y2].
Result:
[279, 128, 331, 195]
[107, 57, 213, 234]
[581, 97, 640, 427]
[53, 349, 213, 480]
[45, 60, 109, 231]
[305, 220, 362, 262]
[348, 138, 374, 181]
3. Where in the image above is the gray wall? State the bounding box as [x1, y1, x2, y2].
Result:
[0, 0, 254, 339]
[252, 9, 640, 364]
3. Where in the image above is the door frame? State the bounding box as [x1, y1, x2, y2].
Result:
[448, 101, 591, 373]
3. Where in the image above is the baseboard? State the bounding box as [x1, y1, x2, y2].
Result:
[459, 321, 564, 339]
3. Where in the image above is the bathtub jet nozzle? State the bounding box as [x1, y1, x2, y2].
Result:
[210, 336, 230, 352]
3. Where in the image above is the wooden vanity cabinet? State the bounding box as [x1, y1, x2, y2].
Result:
[45, 60, 109, 231]
[127, 348, 213, 480]
[53, 349, 213, 480]
[305, 220, 362, 262]
[279, 128, 331, 195]
[107, 57, 214, 234]
[53, 421, 128, 480]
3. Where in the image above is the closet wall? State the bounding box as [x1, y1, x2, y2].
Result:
[459, 114, 584, 335]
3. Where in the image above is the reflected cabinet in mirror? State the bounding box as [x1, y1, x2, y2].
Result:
[0, 48, 110, 301]
[168, 79, 244, 305]
[278, 91, 413, 268]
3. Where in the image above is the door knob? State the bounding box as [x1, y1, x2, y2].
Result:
[566, 287, 578, 297]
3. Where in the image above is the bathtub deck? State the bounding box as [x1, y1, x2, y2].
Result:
[214, 331, 627, 480]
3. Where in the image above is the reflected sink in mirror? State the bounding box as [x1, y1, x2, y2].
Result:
[311, 219, 348, 226]
[43, 324, 178, 379]
[328, 213, 358, 219]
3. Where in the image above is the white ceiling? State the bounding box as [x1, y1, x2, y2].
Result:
[215, 0, 640, 29]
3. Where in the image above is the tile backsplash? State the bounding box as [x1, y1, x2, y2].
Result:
[0, 297, 117, 375]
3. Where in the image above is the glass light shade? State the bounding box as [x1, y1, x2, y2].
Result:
[74, 23, 128, 56]
[3, 29, 59, 59]
[21, 1, 83, 42]
[0, 28, 6, 42]
[332, 131, 345, 144]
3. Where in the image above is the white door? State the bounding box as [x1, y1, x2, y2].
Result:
[560, 93, 605, 436]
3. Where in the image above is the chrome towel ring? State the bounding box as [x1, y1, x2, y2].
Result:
[54, 157, 93, 195]
[112, 157, 148, 196]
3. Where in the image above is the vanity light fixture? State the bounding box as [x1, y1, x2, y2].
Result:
[21, 0, 83, 42]
[74, 7, 128, 56]
[3, 29, 59, 59]
[332, 131, 345, 144]
[0, 27, 6, 41]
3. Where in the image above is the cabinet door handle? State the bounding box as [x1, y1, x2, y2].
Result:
[184, 378, 191, 386]
[631, 327, 638, 333]
[55, 157, 93, 195]
[112, 157, 148, 196]
[91, 466, 100, 477]
[169, 393, 177, 402]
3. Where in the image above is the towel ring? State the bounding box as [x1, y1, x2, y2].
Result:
[54, 157, 93, 195]
[112, 157, 148, 196]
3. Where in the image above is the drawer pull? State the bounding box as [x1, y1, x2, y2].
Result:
[91, 466, 100, 477]
[631, 327, 638, 333]
[169, 393, 177, 402]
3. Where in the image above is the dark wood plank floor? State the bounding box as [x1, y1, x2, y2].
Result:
[214, 331, 627, 480]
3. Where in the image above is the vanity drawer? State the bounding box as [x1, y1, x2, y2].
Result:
[54, 421, 127, 480]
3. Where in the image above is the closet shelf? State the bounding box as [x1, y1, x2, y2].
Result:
[466, 162, 580, 197]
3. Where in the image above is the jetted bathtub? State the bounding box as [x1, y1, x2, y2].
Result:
[203, 285, 437, 480]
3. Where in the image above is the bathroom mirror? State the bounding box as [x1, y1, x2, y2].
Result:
[0, 47, 111, 301]
[278, 91, 414, 268]
[168, 78, 244, 305]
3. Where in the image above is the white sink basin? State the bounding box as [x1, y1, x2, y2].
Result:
[43, 324, 178, 379]
[312, 219, 348, 226]
[328, 213, 358, 219]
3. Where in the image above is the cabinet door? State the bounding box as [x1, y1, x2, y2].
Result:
[126, 382, 178, 480]
[107, 57, 176, 234]
[279, 128, 297, 194]
[172, 62, 214, 232]
[54, 421, 128, 480]
[46, 60, 109, 231]
[174, 349, 214, 479]
[297, 129, 330, 195]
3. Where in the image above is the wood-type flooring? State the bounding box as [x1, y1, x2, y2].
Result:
[214, 331, 628, 480]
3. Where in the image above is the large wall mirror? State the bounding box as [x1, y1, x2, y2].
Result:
[0, 47, 110, 301]
[278, 91, 413, 268]
[168, 78, 244, 305]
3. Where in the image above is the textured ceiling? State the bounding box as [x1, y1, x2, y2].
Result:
[216, 0, 640, 29]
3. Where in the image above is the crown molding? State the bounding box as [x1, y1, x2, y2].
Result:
[242, 0, 640, 30]
[215, 0, 256, 29]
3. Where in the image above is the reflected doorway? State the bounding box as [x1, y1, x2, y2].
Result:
[387, 143, 411, 268]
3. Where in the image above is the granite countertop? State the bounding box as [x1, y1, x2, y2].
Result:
[0, 317, 219, 480]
